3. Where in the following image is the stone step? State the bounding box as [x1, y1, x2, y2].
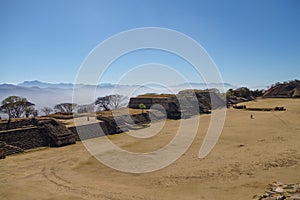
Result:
[0, 142, 24, 156]
[42, 122, 76, 147]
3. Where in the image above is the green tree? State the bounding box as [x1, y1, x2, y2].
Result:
[0, 96, 35, 118]
[139, 103, 146, 113]
[251, 89, 264, 97]
[226, 87, 252, 99]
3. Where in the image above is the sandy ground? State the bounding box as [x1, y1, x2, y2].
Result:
[1, 98, 300, 200]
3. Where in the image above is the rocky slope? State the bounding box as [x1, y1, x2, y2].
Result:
[263, 80, 300, 98]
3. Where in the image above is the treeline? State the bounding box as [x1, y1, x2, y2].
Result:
[226, 79, 300, 100]
[226, 87, 264, 100]
[0, 94, 128, 119]
[269, 79, 300, 89]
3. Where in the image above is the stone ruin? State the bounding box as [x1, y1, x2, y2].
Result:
[227, 96, 254, 106]
[38, 119, 76, 146]
[0, 118, 76, 158]
[253, 182, 300, 200]
[0, 109, 171, 157]
[263, 80, 300, 98]
[128, 89, 226, 119]
[274, 106, 286, 111]
[95, 110, 166, 134]
[233, 105, 247, 109]
[231, 105, 286, 112]
[0, 89, 226, 158]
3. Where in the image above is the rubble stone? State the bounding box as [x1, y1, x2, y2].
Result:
[254, 182, 300, 200]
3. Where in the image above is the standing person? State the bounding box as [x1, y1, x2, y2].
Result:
[250, 114, 253, 119]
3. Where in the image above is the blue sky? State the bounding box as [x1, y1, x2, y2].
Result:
[0, 0, 299, 88]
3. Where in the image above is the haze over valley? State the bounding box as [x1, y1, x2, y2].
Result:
[0, 80, 238, 110]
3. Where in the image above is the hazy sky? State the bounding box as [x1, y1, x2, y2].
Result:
[1, 0, 299, 87]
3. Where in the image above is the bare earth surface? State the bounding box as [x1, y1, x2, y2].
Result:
[1, 98, 300, 200]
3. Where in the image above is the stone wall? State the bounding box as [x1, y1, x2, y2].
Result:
[0, 126, 48, 151]
[0, 112, 164, 156]
[68, 122, 107, 141]
[39, 119, 76, 147]
[0, 118, 36, 131]
[0, 118, 76, 157]
[69, 111, 166, 141]
[128, 90, 226, 119]
[128, 97, 170, 110]
[0, 141, 24, 157]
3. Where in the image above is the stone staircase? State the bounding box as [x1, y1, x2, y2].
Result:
[0, 141, 24, 156]
[39, 119, 76, 147]
[0, 118, 77, 157]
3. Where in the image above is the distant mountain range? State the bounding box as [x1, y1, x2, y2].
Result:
[16, 80, 237, 90]
[18, 80, 75, 89]
[0, 80, 240, 110]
